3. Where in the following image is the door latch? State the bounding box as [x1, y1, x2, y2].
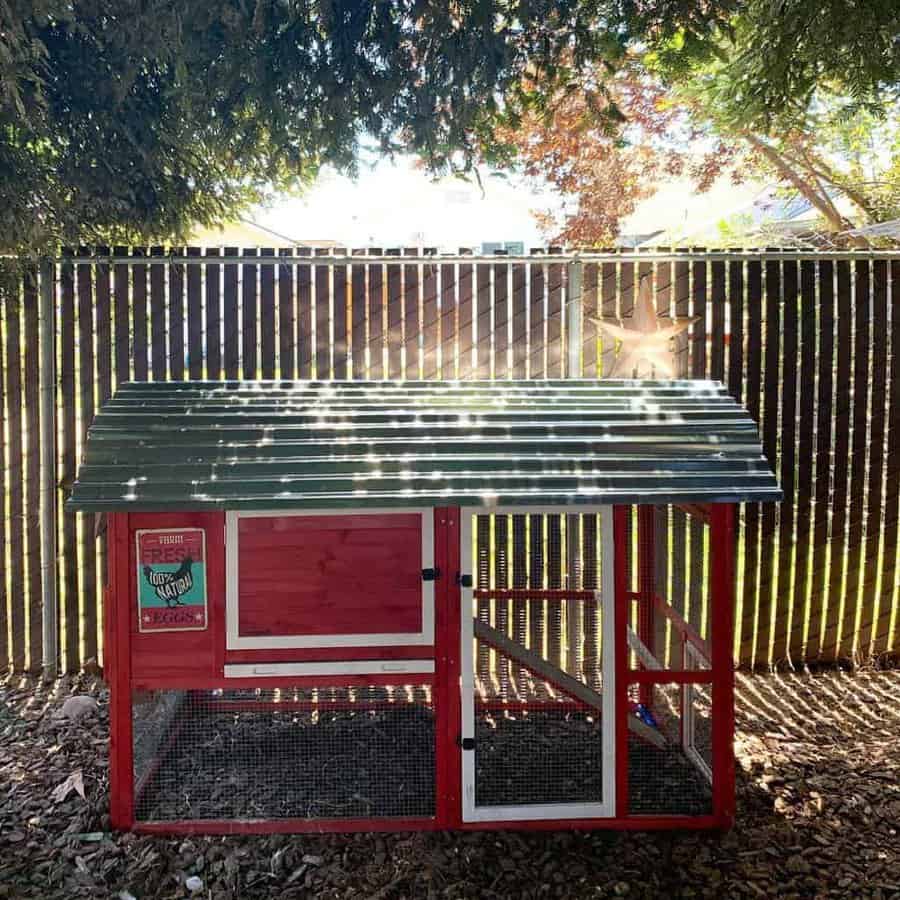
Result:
[457, 736, 475, 750]
[421, 567, 440, 581]
[456, 572, 473, 588]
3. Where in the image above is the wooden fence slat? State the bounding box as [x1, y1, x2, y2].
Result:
[511, 513, 527, 690]
[754, 257, 782, 665]
[787, 260, 817, 660]
[547, 251, 564, 377]
[528, 513, 545, 660]
[440, 261, 457, 379]
[843, 259, 873, 660]
[547, 514, 563, 667]
[77, 253, 97, 663]
[710, 259, 726, 382]
[25, 271, 43, 669]
[600, 260, 617, 377]
[493, 254, 509, 379]
[314, 247, 330, 379]
[278, 249, 296, 379]
[806, 260, 835, 658]
[403, 249, 420, 380]
[511, 260, 527, 378]
[739, 261, 763, 662]
[168, 248, 184, 381]
[688, 258, 707, 632]
[113, 247, 130, 385]
[475, 259, 491, 379]
[259, 248, 276, 380]
[528, 252, 545, 378]
[458, 251, 474, 379]
[581, 262, 598, 377]
[494, 514, 510, 696]
[582, 512, 599, 687]
[187, 247, 203, 380]
[131, 249, 148, 382]
[332, 248, 349, 380]
[476, 515, 491, 681]
[422, 254, 439, 380]
[856, 261, 888, 656]
[364, 249, 383, 380]
[874, 259, 900, 654]
[669, 256, 691, 631]
[205, 248, 222, 380]
[95, 252, 112, 404]
[5, 272, 25, 670]
[772, 260, 798, 665]
[59, 255, 79, 670]
[242, 248, 259, 379]
[727, 260, 744, 402]
[819, 260, 853, 660]
[350, 250, 366, 379]
[223, 247, 240, 380]
[150, 246, 166, 380]
[294, 247, 312, 379]
[386, 249, 403, 381]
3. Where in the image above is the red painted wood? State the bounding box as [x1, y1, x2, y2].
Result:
[128, 512, 224, 681]
[108, 513, 134, 829]
[132, 674, 435, 692]
[628, 670, 711, 685]
[444, 506, 463, 829]
[613, 505, 630, 819]
[433, 508, 452, 828]
[237, 514, 423, 638]
[134, 817, 440, 835]
[134, 814, 728, 836]
[710, 503, 736, 823]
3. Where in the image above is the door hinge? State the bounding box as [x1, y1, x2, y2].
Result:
[456, 572, 473, 588]
[457, 736, 475, 750]
[421, 567, 440, 581]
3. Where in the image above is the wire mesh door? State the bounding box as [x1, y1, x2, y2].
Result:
[459, 507, 616, 822]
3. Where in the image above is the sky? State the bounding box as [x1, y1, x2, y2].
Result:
[251, 156, 561, 250]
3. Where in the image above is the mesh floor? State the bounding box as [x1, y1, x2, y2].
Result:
[628, 683, 713, 816]
[474, 707, 604, 806]
[133, 686, 436, 822]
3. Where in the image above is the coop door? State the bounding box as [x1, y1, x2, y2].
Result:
[459, 509, 616, 822]
[225, 509, 434, 651]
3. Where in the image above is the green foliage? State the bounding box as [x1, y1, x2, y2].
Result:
[1, 0, 731, 256]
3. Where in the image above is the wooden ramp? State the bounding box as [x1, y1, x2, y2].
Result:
[473, 619, 666, 749]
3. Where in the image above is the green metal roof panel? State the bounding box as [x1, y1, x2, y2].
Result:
[68, 380, 782, 511]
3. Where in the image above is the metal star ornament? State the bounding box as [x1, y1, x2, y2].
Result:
[590, 274, 697, 378]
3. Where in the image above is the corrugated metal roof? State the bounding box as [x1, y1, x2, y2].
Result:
[68, 380, 781, 511]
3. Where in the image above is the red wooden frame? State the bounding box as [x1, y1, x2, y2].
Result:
[106, 503, 738, 834]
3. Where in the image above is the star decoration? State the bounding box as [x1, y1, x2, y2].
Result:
[590, 274, 697, 378]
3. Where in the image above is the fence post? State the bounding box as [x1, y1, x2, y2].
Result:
[566, 258, 583, 378]
[39, 259, 58, 678]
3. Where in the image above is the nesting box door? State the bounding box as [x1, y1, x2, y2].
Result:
[225, 509, 434, 652]
[458, 508, 617, 822]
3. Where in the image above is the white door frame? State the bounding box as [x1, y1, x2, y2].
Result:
[459, 505, 617, 822]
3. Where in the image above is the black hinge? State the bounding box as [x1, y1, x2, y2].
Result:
[421, 567, 440, 581]
[456, 736, 475, 750]
[456, 572, 473, 588]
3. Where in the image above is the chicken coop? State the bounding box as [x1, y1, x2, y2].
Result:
[69, 379, 780, 834]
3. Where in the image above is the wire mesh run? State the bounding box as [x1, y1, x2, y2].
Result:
[474, 704, 604, 806]
[627, 683, 713, 816]
[132, 685, 435, 822]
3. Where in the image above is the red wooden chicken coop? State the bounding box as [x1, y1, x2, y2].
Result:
[70, 379, 780, 834]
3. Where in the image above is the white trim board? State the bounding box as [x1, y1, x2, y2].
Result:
[225, 507, 435, 650]
[459, 505, 617, 822]
[224, 660, 435, 678]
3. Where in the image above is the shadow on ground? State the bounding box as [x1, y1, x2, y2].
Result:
[1, 671, 898, 899]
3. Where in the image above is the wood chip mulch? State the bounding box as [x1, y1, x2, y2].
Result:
[1, 670, 898, 899]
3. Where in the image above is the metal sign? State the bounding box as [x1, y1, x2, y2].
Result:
[136, 528, 207, 632]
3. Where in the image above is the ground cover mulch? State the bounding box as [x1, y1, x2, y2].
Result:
[1, 670, 899, 899]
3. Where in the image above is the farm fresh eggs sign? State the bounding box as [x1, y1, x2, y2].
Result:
[136, 529, 207, 632]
